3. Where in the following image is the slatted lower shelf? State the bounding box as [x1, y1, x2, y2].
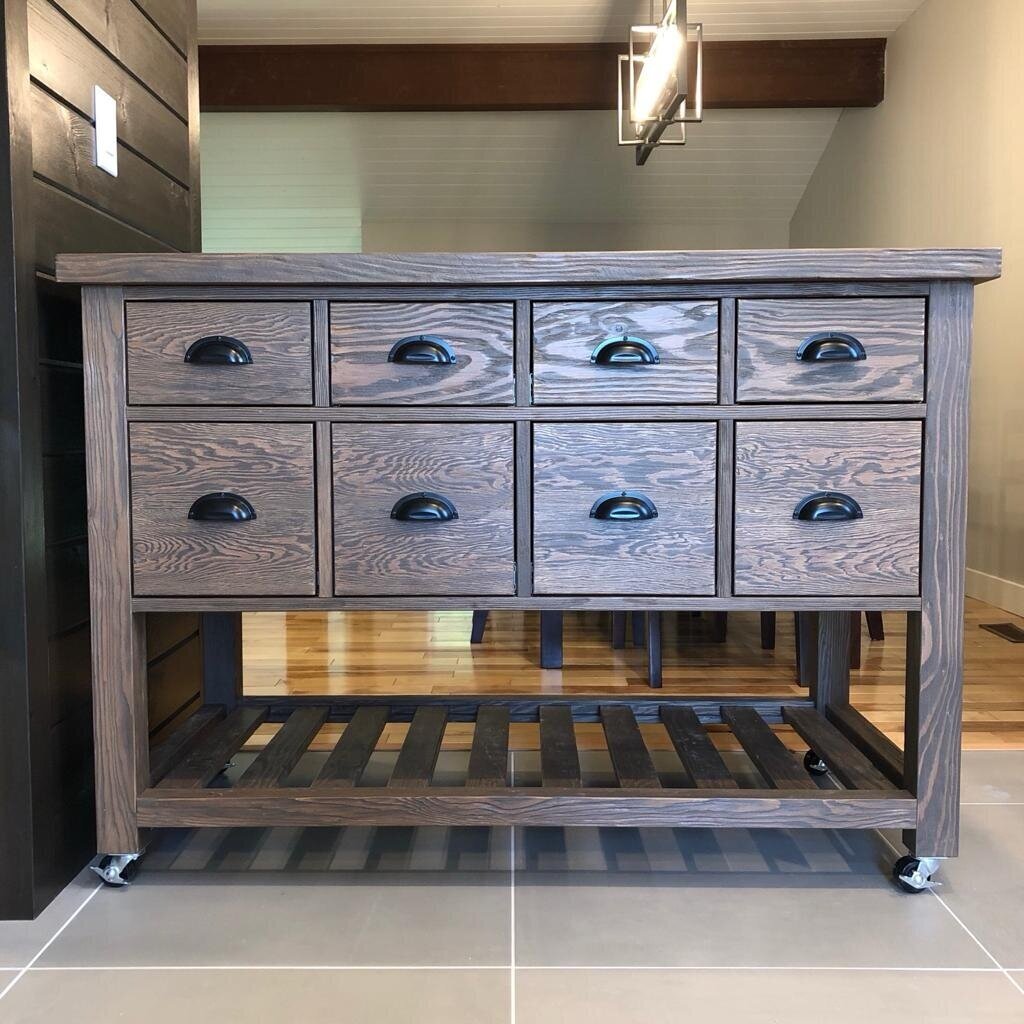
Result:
[142, 699, 916, 831]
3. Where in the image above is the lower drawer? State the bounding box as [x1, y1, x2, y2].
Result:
[332, 423, 516, 595]
[733, 420, 922, 596]
[129, 423, 316, 597]
[532, 423, 717, 595]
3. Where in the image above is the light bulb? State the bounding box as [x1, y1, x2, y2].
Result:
[632, 4, 683, 126]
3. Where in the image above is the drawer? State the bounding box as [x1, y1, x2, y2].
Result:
[532, 423, 717, 595]
[733, 420, 922, 596]
[532, 301, 718, 404]
[126, 302, 313, 405]
[129, 423, 316, 596]
[332, 423, 515, 595]
[330, 302, 514, 405]
[736, 298, 925, 403]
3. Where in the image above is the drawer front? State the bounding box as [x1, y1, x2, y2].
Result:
[533, 423, 717, 595]
[330, 302, 514, 405]
[126, 302, 313, 406]
[736, 298, 925, 403]
[333, 423, 515, 595]
[532, 301, 719, 404]
[733, 420, 922, 596]
[130, 423, 316, 596]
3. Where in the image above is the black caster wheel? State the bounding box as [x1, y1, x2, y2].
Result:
[803, 750, 829, 776]
[92, 854, 141, 887]
[893, 855, 940, 894]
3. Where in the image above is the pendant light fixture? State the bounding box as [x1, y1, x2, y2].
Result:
[618, 0, 703, 165]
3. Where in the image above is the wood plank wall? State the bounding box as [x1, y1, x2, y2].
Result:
[0, 0, 200, 919]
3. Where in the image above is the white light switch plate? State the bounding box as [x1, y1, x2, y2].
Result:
[93, 85, 118, 176]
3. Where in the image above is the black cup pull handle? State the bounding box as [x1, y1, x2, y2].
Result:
[590, 335, 660, 366]
[390, 491, 459, 522]
[183, 335, 253, 365]
[793, 491, 863, 522]
[388, 335, 457, 365]
[796, 331, 867, 363]
[589, 490, 659, 521]
[187, 492, 257, 522]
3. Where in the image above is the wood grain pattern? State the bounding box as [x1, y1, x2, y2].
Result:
[28, 0, 190, 184]
[134, 0, 190, 54]
[532, 300, 718, 404]
[313, 705, 389, 787]
[814, 610, 851, 710]
[734, 420, 922, 596]
[904, 281, 974, 857]
[826, 702, 904, 787]
[125, 301, 313, 405]
[157, 707, 267, 789]
[129, 423, 316, 596]
[332, 422, 515, 596]
[782, 707, 893, 791]
[600, 706, 660, 788]
[737, 298, 926, 403]
[50, 0, 188, 116]
[148, 704, 226, 785]
[721, 706, 818, 790]
[539, 706, 581, 787]
[389, 706, 447, 787]
[466, 706, 510, 788]
[236, 708, 327, 788]
[136, 787, 918, 830]
[716, 419, 734, 598]
[56, 249, 1003, 286]
[660, 706, 738, 789]
[81, 286, 148, 853]
[30, 86, 190, 250]
[330, 301, 513, 405]
[533, 422, 717, 595]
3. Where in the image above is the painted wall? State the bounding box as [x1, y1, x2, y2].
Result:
[790, 0, 1023, 614]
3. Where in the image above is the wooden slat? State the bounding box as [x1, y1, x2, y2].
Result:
[198, 39, 886, 112]
[721, 706, 817, 791]
[389, 707, 447, 788]
[31, 86, 190, 250]
[50, 0, 188, 116]
[600, 706, 660, 789]
[827, 702, 905, 788]
[660, 706, 738, 790]
[157, 707, 267, 789]
[28, 0, 190, 184]
[313, 706, 389, 788]
[133, 0, 190, 55]
[466, 706, 510, 788]
[539, 706, 580, 788]
[236, 708, 327, 789]
[149, 705, 226, 785]
[783, 708, 894, 791]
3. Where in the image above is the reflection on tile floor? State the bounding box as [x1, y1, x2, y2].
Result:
[0, 750, 1021, 1022]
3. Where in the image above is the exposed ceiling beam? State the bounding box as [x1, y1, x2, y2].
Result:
[198, 39, 885, 113]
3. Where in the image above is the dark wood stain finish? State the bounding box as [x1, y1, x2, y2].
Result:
[157, 707, 267, 789]
[313, 706, 389, 788]
[466, 706, 510, 788]
[389, 707, 447, 788]
[600, 706, 661, 789]
[539, 706, 581, 788]
[330, 301, 514, 405]
[660, 706, 739, 789]
[236, 708, 327, 788]
[721, 706, 818, 790]
[782, 707, 893, 791]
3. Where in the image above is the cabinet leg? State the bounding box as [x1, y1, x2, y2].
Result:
[814, 611, 851, 712]
[647, 612, 662, 689]
[540, 611, 563, 669]
[470, 610, 489, 644]
[760, 611, 776, 650]
[611, 611, 626, 649]
[201, 612, 243, 709]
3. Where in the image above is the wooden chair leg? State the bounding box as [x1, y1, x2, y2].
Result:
[470, 610, 489, 644]
[710, 611, 728, 643]
[865, 610, 885, 641]
[849, 610, 862, 670]
[611, 611, 626, 649]
[631, 611, 645, 647]
[760, 611, 776, 650]
[647, 611, 662, 688]
[540, 611, 563, 669]
[795, 611, 819, 688]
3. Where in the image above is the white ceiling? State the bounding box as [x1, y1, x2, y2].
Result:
[197, 0, 926, 44]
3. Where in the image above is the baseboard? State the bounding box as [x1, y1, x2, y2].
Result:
[965, 568, 1024, 617]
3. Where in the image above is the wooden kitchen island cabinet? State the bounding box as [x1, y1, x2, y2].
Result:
[58, 248, 1000, 892]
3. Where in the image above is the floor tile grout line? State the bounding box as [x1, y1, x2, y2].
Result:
[0, 882, 104, 1003]
[876, 831, 1024, 998]
[20, 965, 1012, 973]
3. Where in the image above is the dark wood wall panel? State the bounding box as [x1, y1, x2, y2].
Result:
[28, 0, 190, 184]
[31, 86, 190, 250]
[134, 0, 189, 56]
[49, 0, 188, 116]
[34, 179, 176, 273]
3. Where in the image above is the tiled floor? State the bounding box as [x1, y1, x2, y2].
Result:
[1, 752, 1022, 1022]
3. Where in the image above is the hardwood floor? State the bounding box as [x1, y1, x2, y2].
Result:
[241, 598, 1024, 752]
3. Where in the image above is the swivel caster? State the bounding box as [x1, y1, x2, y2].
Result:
[893, 855, 941, 894]
[91, 854, 141, 888]
[803, 750, 829, 776]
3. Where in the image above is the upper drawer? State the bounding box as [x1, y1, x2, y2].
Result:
[125, 302, 313, 406]
[330, 302, 514, 405]
[532, 301, 719, 404]
[736, 298, 925, 403]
